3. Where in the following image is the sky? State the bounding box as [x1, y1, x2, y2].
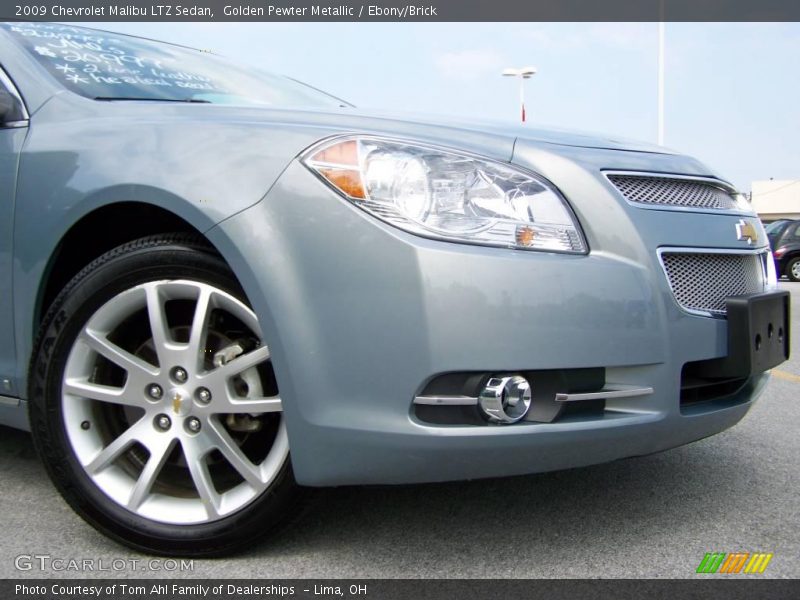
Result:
[75, 21, 800, 192]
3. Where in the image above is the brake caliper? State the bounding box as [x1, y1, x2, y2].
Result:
[213, 341, 264, 433]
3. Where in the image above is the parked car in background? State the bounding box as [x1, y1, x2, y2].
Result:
[0, 22, 791, 556]
[766, 219, 800, 281]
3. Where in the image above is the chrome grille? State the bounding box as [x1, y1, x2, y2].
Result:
[660, 252, 766, 315]
[608, 174, 737, 210]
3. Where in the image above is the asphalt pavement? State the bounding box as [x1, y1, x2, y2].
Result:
[1, 283, 798, 579]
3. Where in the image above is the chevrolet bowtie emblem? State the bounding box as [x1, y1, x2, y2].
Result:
[735, 219, 758, 245]
[172, 393, 182, 414]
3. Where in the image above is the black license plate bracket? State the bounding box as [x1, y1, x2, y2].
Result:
[703, 291, 790, 379]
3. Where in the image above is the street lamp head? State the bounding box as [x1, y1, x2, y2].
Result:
[502, 66, 538, 78]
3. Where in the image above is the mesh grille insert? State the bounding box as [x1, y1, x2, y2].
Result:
[608, 175, 737, 210]
[661, 252, 765, 315]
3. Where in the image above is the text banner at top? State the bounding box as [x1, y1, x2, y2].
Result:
[4, 0, 800, 22]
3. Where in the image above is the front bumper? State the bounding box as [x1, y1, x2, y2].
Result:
[207, 150, 773, 486]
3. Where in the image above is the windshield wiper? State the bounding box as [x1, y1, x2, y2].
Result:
[93, 96, 211, 103]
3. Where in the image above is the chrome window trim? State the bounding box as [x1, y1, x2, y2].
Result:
[656, 246, 770, 319]
[0, 65, 29, 128]
[603, 170, 753, 216]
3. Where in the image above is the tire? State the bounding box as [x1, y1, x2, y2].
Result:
[28, 234, 300, 557]
[786, 256, 800, 282]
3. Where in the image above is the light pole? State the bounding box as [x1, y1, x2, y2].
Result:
[658, 21, 665, 145]
[502, 66, 537, 123]
[657, 0, 665, 145]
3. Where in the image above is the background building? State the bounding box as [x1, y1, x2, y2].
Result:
[751, 180, 800, 223]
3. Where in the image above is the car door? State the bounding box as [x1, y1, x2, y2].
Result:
[787, 222, 800, 243]
[0, 67, 28, 397]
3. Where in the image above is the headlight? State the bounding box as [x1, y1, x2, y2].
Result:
[302, 136, 587, 254]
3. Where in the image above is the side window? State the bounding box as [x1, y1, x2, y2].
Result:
[791, 223, 800, 239]
[0, 67, 27, 126]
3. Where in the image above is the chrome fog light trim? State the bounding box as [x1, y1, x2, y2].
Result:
[413, 395, 479, 406]
[478, 375, 532, 423]
[554, 385, 654, 402]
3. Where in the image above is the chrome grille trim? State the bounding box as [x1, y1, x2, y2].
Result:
[658, 248, 768, 317]
[606, 172, 740, 212]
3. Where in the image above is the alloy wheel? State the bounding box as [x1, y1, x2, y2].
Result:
[61, 280, 287, 525]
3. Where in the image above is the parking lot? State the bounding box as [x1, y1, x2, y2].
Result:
[1, 282, 798, 579]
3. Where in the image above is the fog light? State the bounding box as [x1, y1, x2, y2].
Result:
[478, 375, 532, 423]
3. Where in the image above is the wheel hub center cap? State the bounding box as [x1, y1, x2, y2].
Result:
[170, 388, 192, 416]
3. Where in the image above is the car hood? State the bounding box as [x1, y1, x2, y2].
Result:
[71, 97, 677, 159]
[250, 105, 678, 155]
[329, 107, 677, 155]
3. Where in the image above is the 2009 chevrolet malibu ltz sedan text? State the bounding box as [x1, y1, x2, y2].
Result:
[0, 22, 790, 556]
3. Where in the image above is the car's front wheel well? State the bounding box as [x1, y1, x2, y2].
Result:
[36, 202, 207, 329]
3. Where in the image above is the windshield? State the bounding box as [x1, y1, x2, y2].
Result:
[2, 22, 349, 108]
